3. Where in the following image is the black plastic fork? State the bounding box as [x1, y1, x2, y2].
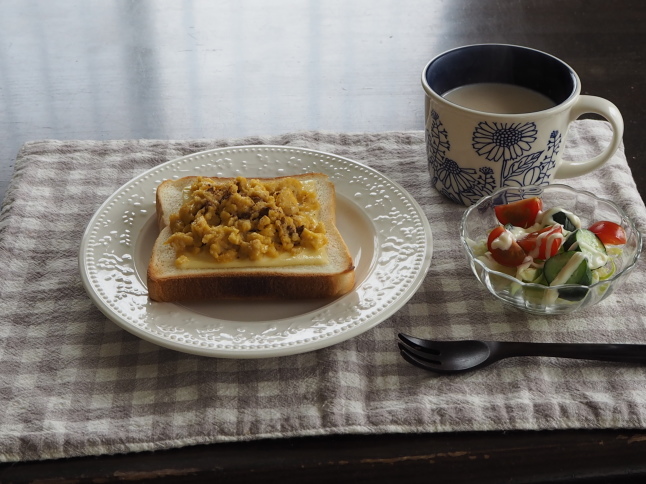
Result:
[398, 333, 646, 374]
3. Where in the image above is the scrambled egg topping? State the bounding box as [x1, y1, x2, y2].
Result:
[166, 176, 328, 266]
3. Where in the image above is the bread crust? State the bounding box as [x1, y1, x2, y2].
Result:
[147, 267, 356, 301]
[147, 173, 355, 301]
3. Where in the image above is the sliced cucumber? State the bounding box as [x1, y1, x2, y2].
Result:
[563, 228, 608, 270]
[558, 286, 589, 302]
[550, 211, 579, 232]
[543, 251, 592, 301]
[518, 267, 542, 283]
[544, 251, 592, 285]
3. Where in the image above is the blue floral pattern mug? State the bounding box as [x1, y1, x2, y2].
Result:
[422, 44, 624, 206]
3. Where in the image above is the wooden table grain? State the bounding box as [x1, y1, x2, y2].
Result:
[2, 1, 646, 482]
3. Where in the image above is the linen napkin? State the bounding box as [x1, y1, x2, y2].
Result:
[1, 120, 645, 462]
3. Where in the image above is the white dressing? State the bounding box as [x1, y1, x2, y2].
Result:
[549, 251, 587, 285]
[508, 225, 534, 240]
[524, 225, 564, 259]
[539, 207, 581, 229]
[490, 229, 514, 251]
[571, 239, 608, 269]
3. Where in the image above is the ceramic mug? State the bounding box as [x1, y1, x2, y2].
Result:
[422, 44, 624, 206]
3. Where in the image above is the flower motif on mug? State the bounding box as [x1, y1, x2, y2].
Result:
[472, 122, 538, 162]
[426, 108, 562, 205]
[426, 111, 450, 168]
[436, 158, 477, 194]
[459, 166, 498, 206]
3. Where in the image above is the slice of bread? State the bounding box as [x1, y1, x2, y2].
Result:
[147, 173, 355, 301]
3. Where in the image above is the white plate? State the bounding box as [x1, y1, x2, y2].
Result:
[79, 146, 433, 358]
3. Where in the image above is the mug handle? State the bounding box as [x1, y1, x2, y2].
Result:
[554, 95, 624, 179]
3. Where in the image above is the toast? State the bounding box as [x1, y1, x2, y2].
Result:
[147, 173, 355, 301]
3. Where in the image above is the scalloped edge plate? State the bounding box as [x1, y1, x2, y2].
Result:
[79, 145, 433, 358]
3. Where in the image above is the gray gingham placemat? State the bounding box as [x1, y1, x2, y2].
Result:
[1, 120, 646, 462]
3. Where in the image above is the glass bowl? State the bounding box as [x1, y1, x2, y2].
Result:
[460, 184, 642, 315]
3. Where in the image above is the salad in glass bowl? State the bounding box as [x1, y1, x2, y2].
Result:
[460, 184, 642, 315]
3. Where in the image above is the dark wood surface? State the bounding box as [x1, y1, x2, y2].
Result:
[1, 1, 646, 482]
[3, 430, 646, 484]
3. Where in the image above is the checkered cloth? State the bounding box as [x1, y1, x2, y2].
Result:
[1, 120, 645, 462]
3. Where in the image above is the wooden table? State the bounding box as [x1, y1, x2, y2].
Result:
[1, 1, 646, 482]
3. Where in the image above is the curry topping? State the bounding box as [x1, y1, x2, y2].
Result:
[166, 176, 328, 266]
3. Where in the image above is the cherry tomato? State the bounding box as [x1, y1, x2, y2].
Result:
[588, 221, 627, 245]
[517, 224, 564, 260]
[494, 197, 543, 229]
[487, 225, 527, 267]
